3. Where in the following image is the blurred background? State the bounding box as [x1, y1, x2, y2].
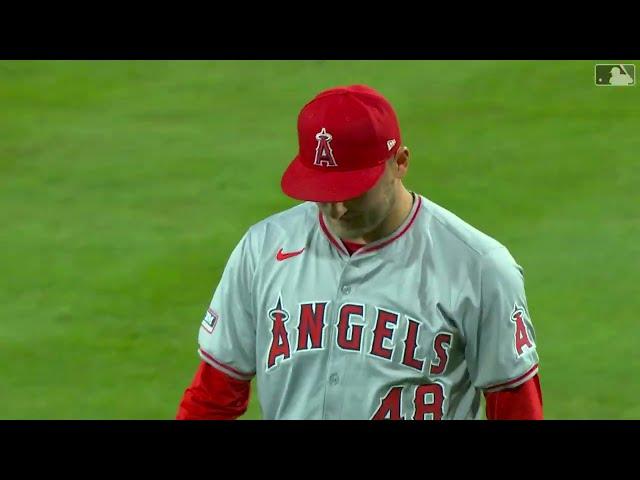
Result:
[0, 60, 638, 419]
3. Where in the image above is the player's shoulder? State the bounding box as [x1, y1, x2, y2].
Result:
[248, 201, 317, 236]
[239, 201, 317, 251]
[418, 195, 510, 260]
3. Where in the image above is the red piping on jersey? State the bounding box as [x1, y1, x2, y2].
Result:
[359, 196, 422, 254]
[318, 195, 422, 255]
[486, 363, 539, 391]
[318, 213, 349, 255]
[198, 348, 254, 380]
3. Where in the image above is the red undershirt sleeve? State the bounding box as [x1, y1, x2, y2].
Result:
[176, 361, 251, 420]
[484, 374, 543, 420]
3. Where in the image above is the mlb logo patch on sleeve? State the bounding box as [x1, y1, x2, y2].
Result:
[201, 307, 219, 334]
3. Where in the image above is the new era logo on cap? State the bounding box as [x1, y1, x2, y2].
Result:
[387, 139, 396, 151]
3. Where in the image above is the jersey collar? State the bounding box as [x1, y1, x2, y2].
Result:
[318, 193, 422, 257]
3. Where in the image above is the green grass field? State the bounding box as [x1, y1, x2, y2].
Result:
[1, 60, 638, 419]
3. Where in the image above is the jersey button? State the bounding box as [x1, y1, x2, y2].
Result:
[341, 285, 351, 295]
[329, 373, 339, 385]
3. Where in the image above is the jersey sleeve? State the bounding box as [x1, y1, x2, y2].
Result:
[464, 246, 540, 392]
[197, 230, 257, 381]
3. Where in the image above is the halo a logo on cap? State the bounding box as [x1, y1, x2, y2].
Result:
[314, 128, 338, 167]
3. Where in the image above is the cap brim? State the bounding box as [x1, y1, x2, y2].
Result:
[281, 155, 386, 203]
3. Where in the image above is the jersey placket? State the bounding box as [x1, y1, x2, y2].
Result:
[320, 245, 357, 420]
[316, 198, 421, 419]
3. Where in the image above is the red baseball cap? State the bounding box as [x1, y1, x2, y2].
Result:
[281, 85, 402, 203]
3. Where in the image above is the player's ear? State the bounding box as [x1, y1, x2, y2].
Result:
[394, 146, 410, 178]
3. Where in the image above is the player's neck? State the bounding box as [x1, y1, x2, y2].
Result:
[344, 187, 415, 245]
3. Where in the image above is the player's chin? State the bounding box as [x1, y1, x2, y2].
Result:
[332, 216, 370, 238]
[339, 223, 368, 238]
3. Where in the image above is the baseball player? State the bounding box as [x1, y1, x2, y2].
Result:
[176, 85, 543, 420]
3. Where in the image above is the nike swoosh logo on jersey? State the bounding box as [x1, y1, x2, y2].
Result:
[276, 247, 305, 261]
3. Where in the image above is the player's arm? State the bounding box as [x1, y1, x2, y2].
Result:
[484, 374, 543, 420]
[177, 361, 250, 420]
[464, 246, 543, 420]
[176, 230, 258, 420]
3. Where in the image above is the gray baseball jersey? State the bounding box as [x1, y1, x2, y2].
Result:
[197, 193, 539, 420]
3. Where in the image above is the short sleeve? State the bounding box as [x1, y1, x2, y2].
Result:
[465, 247, 539, 392]
[197, 231, 257, 381]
